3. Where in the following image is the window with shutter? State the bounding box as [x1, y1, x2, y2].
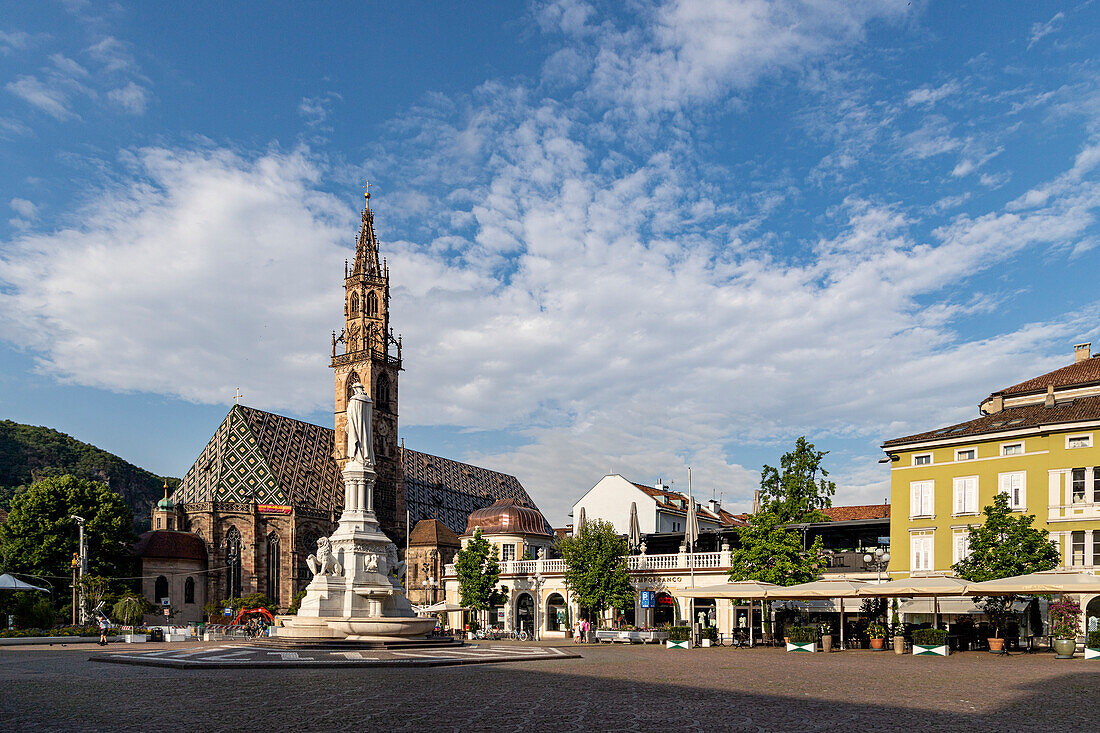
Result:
[953, 532, 971, 564]
[912, 534, 934, 572]
[953, 477, 977, 515]
[910, 481, 934, 518]
[999, 472, 1025, 509]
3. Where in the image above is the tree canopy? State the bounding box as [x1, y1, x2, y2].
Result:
[758, 436, 835, 523]
[952, 492, 1059, 635]
[0, 475, 135, 581]
[728, 510, 824, 586]
[556, 519, 634, 616]
[453, 527, 501, 613]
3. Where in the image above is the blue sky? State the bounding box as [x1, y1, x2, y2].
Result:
[2, 1, 1100, 525]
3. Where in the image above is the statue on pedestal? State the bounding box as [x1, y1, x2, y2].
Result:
[346, 382, 374, 466]
[306, 537, 342, 577]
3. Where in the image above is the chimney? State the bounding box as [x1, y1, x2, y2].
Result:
[751, 490, 761, 514]
[1045, 383, 1055, 407]
[707, 499, 721, 515]
[1075, 342, 1092, 364]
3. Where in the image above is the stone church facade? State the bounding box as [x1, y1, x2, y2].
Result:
[154, 193, 548, 612]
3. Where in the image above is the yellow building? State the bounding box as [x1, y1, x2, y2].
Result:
[883, 342, 1100, 579]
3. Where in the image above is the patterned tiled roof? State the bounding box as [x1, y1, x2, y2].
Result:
[822, 504, 890, 521]
[174, 406, 547, 536]
[403, 448, 550, 536]
[883, 394, 1100, 447]
[994, 356, 1100, 397]
[173, 405, 343, 512]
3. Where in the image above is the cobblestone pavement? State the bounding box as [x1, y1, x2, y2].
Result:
[2, 641, 1098, 732]
[89, 641, 577, 668]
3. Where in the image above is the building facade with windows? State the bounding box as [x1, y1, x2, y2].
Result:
[883, 343, 1100, 582]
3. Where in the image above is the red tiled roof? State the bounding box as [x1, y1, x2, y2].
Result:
[633, 483, 744, 526]
[134, 530, 207, 562]
[409, 519, 460, 547]
[822, 504, 890, 521]
[884, 394, 1100, 447]
[994, 356, 1100, 397]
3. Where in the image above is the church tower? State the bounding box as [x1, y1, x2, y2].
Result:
[332, 190, 405, 543]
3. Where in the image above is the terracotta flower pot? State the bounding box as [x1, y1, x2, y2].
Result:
[870, 637, 885, 650]
[988, 637, 1004, 653]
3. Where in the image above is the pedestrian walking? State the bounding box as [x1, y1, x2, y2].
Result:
[572, 623, 581, 644]
[98, 616, 109, 646]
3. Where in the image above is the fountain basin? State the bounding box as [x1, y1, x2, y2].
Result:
[327, 616, 436, 640]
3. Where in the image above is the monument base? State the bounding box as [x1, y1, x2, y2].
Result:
[276, 613, 436, 641]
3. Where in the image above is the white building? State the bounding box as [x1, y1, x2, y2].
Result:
[571, 474, 736, 536]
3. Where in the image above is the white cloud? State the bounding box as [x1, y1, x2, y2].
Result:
[107, 81, 149, 115]
[1027, 11, 1064, 50]
[5, 75, 82, 120]
[9, 198, 39, 219]
[906, 81, 960, 107]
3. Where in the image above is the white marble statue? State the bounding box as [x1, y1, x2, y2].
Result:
[346, 382, 375, 466]
[306, 537, 343, 577]
[386, 543, 406, 580]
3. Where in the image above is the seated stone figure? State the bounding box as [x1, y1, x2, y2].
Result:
[306, 537, 343, 577]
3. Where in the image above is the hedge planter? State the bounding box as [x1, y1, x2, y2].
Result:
[786, 641, 816, 653]
[913, 644, 949, 656]
[124, 634, 148, 643]
[666, 639, 691, 649]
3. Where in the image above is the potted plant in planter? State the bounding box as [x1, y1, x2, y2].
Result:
[1049, 598, 1081, 659]
[912, 628, 949, 656]
[786, 625, 817, 653]
[700, 626, 718, 648]
[1085, 630, 1100, 660]
[819, 623, 833, 653]
[867, 622, 888, 650]
[666, 625, 691, 649]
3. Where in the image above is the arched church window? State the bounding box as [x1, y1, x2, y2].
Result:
[346, 371, 361, 403]
[184, 577, 195, 604]
[367, 290, 378, 316]
[266, 532, 280, 603]
[350, 292, 360, 316]
[376, 372, 390, 408]
[225, 526, 242, 599]
[154, 575, 169, 604]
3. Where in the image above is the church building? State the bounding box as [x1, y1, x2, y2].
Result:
[146, 192, 548, 612]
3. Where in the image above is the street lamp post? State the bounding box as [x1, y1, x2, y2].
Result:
[71, 515, 86, 625]
[863, 547, 891, 583]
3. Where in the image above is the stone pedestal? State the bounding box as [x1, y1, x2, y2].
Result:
[277, 460, 434, 641]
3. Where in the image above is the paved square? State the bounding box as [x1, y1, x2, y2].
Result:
[3, 641, 1098, 731]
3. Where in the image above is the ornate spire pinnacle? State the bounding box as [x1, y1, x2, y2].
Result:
[352, 189, 382, 278]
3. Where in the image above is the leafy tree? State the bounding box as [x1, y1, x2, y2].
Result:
[728, 511, 824, 586]
[79, 575, 115, 619]
[0, 591, 56, 629]
[556, 519, 634, 618]
[454, 528, 500, 623]
[759, 436, 836, 522]
[0, 475, 135, 581]
[112, 595, 154, 626]
[952, 492, 1059, 636]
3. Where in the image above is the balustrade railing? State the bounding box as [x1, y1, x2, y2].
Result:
[445, 552, 726, 577]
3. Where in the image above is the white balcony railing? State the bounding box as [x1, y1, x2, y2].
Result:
[443, 551, 725, 578]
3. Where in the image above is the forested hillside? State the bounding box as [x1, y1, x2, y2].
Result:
[0, 420, 177, 530]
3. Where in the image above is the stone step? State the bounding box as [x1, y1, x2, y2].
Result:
[250, 636, 463, 650]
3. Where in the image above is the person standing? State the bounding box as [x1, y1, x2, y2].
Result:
[98, 616, 109, 646]
[573, 622, 581, 644]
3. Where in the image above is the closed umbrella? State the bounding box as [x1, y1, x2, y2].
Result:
[685, 496, 700, 632]
[576, 506, 586, 535]
[857, 575, 971, 630]
[628, 501, 641, 551]
[0, 573, 48, 592]
[766, 578, 868, 650]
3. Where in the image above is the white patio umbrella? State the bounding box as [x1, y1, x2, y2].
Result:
[677, 579, 780, 646]
[857, 575, 971, 630]
[628, 501, 641, 551]
[964, 569, 1100, 595]
[766, 578, 868, 650]
[685, 496, 700, 629]
[0, 573, 48, 592]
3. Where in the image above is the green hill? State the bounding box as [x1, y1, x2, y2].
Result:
[0, 420, 177, 531]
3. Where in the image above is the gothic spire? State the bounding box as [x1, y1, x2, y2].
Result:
[352, 190, 382, 279]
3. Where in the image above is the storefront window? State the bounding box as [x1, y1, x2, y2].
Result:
[546, 593, 566, 631]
